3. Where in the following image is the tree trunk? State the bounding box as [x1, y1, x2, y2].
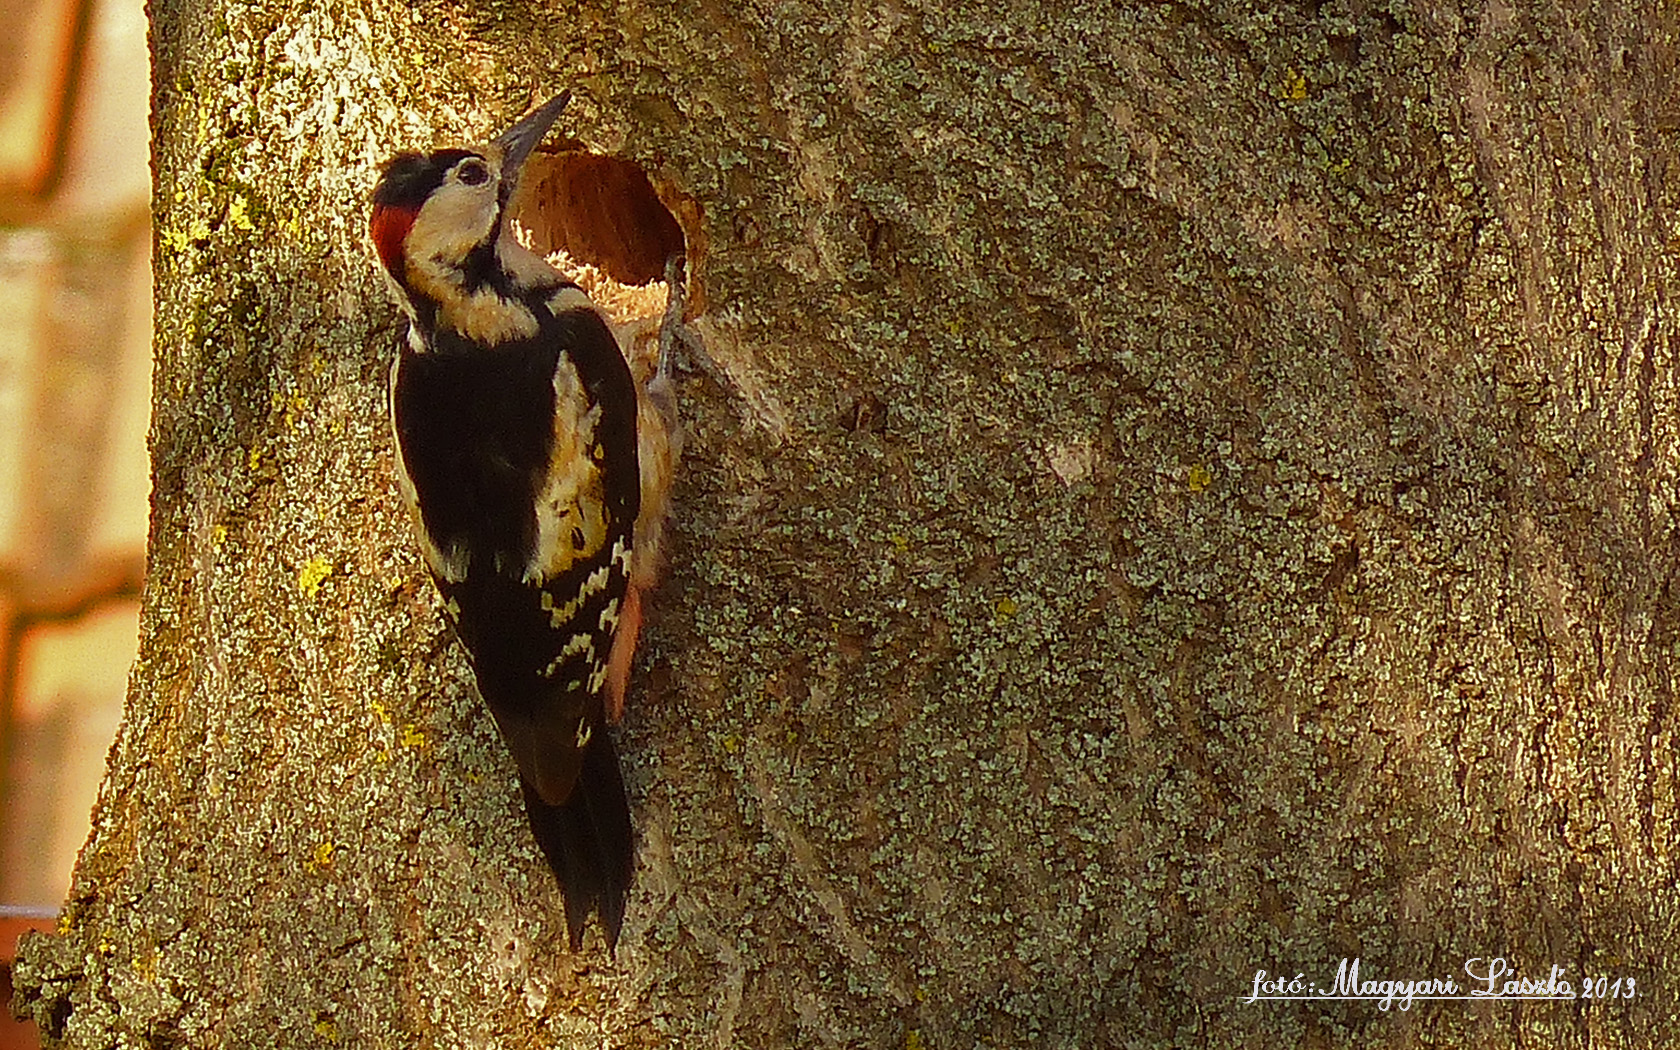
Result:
[14, 0, 1678, 1045]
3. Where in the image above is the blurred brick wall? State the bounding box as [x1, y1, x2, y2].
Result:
[0, 0, 150, 1041]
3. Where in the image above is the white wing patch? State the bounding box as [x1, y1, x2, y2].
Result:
[587, 660, 610, 693]
[524, 351, 611, 583]
[537, 554, 621, 630]
[540, 630, 598, 680]
[598, 596, 621, 633]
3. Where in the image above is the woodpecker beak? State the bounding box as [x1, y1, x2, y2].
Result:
[495, 91, 571, 201]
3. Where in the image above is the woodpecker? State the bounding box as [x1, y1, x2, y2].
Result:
[370, 91, 680, 950]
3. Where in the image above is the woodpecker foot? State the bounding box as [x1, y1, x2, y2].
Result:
[659, 254, 730, 391]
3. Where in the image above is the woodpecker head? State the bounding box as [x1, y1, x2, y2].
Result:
[371, 91, 571, 301]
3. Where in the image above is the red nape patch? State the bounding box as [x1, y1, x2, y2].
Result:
[370, 203, 417, 276]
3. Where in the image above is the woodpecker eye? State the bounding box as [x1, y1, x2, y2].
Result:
[457, 160, 489, 186]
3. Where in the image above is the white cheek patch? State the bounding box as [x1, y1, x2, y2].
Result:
[407, 179, 498, 268]
[403, 177, 540, 345]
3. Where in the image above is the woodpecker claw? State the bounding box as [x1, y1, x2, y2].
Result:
[658, 253, 729, 391]
[656, 254, 684, 386]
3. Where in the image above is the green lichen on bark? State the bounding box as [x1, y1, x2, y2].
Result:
[13, 0, 1680, 1046]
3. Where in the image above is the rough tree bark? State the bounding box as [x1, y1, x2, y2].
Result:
[12, 0, 1679, 1046]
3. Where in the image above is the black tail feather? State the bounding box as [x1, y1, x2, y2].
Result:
[518, 727, 634, 951]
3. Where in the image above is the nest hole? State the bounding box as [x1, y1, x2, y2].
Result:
[517, 151, 690, 289]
